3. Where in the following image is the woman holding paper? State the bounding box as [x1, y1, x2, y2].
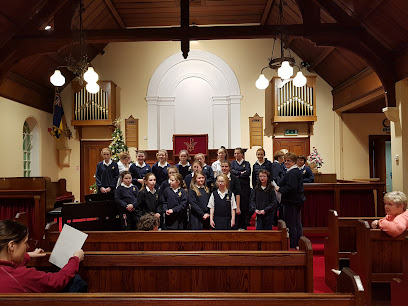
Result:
[0, 219, 85, 293]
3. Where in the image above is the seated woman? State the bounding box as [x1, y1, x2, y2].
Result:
[371, 191, 408, 237]
[137, 212, 160, 231]
[0, 220, 85, 293]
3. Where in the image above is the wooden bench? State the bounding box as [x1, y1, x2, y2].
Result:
[31, 237, 313, 293]
[324, 210, 378, 291]
[43, 220, 288, 251]
[0, 268, 365, 305]
[391, 237, 408, 306]
[349, 220, 408, 305]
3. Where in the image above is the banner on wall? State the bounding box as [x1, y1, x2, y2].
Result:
[173, 134, 208, 156]
[51, 89, 64, 139]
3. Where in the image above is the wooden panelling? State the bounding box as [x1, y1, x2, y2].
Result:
[29, 239, 313, 293]
[43, 224, 288, 251]
[350, 220, 408, 305]
[333, 68, 384, 112]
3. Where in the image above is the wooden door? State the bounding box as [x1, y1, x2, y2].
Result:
[369, 135, 390, 182]
[273, 137, 310, 157]
[80, 140, 112, 201]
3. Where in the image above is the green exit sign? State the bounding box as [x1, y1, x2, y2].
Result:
[285, 129, 298, 136]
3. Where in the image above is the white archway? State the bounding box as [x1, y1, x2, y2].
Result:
[146, 49, 242, 149]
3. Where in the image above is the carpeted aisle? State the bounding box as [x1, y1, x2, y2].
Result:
[249, 214, 332, 293]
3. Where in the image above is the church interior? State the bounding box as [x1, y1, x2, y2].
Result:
[0, 0, 407, 304]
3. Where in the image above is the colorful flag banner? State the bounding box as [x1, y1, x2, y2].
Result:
[51, 89, 64, 139]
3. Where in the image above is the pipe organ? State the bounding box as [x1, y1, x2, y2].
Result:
[272, 76, 317, 123]
[71, 81, 117, 128]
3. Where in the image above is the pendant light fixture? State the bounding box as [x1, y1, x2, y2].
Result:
[50, 0, 99, 93]
[255, 0, 307, 89]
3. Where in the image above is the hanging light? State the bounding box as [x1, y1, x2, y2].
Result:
[278, 61, 294, 80]
[86, 82, 100, 94]
[293, 71, 307, 87]
[255, 0, 308, 89]
[255, 74, 270, 89]
[83, 67, 99, 83]
[50, 0, 99, 93]
[50, 70, 65, 87]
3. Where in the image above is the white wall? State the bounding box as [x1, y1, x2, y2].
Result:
[0, 97, 59, 180]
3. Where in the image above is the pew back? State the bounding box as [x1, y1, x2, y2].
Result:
[0, 268, 365, 306]
[350, 220, 408, 305]
[31, 238, 313, 293]
[43, 220, 288, 251]
[391, 237, 408, 306]
[324, 210, 378, 291]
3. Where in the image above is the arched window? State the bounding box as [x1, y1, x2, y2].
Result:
[23, 121, 32, 177]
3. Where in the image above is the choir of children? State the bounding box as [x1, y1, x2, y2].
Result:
[106, 147, 310, 235]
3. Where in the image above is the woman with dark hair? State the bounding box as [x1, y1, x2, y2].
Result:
[0, 220, 85, 293]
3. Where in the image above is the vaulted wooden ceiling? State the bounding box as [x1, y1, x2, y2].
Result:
[0, 0, 407, 113]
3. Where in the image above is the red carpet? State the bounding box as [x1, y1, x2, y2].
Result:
[249, 214, 332, 293]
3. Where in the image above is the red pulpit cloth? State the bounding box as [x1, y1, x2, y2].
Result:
[173, 134, 208, 156]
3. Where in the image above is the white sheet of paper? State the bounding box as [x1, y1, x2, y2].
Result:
[49, 224, 88, 268]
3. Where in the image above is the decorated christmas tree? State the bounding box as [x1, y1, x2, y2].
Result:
[109, 118, 128, 162]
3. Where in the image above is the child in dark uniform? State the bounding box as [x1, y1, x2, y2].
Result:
[152, 149, 171, 187]
[252, 148, 273, 189]
[250, 170, 277, 230]
[219, 161, 241, 229]
[231, 148, 252, 230]
[176, 150, 192, 179]
[114, 171, 140, 230]
[276, 153, 305, 249]
[296, 155, 315, 183]
[129, 150, 152, 190]
[184, 160, 203, 190]
[159, 166, 179, 197]
[95, 148, 119, 194]
[162, 173, 188, 230]
[195, 153, 214, 189]
[137, 173, 162, 222]
[208, 174, 236, 230]
[189, 171, 211, 230]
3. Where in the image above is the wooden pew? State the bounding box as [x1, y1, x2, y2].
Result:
[31, 237, 313, 293]
[324, 210, 378, 291]
[391, 236, 408, 306]
[0, 177, 73, 240]
[349, 220, 408, 305]
[0, 268, 365, 306]
[43, 220, 288, 251]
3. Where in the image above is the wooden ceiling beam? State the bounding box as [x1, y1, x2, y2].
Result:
[295, 0, 320, 26]
[260, 0, 275, 25]
[359, 0, 386, 21]
[332, 67, 384, 113]
[309, 0, 395, 107]
[180, 0, 190, 59]
[53, 1, 77, 31]
[104, 0, 126, 29]
[311, 0, 356, 25]
[13, 23, 364, 46]
[307, 47, 334, 71]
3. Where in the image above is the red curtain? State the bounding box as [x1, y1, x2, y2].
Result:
[0, 198, 36, 235]
[339, 190, 375, 217]
[301, 190, 335, 227]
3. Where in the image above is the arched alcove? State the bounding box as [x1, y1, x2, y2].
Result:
[23, 117, 40, 177]
[146, 49, 243, 149]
